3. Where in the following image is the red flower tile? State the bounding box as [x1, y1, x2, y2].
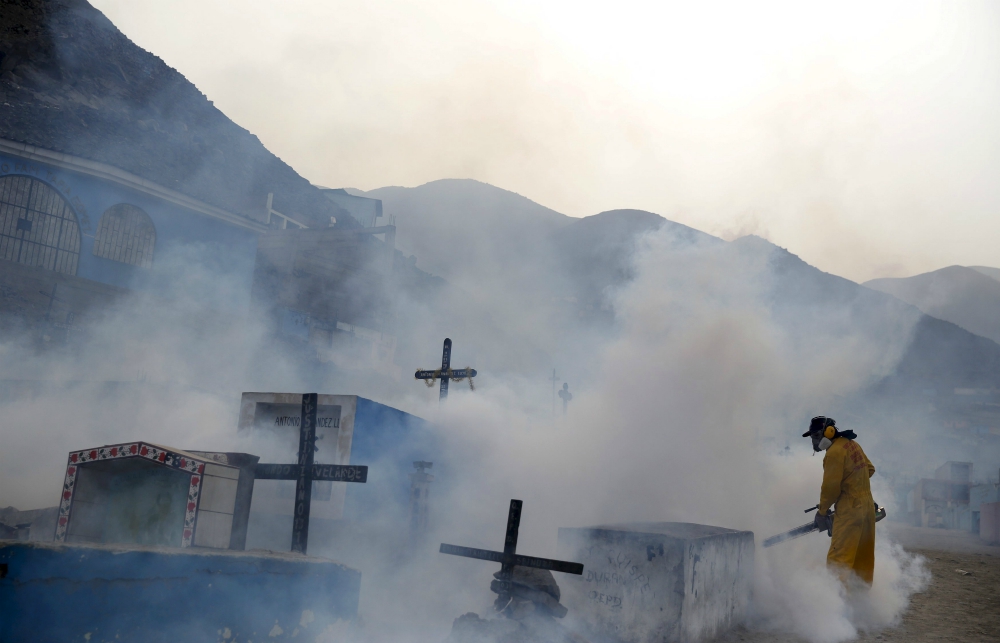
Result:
[70, 453, 78, 463]
[130, 444, 138, 454]
[111, 447, 118, 456]
[59, 517, 67, 526]
[67, 467, 75, 475]
[158, 452, 166, 462]
[140, 446, 148, 456]
[89, 450, 97, 460]
[190, 476, 200, 486]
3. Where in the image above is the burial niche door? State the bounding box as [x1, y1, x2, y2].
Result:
[0, 176, 81, 275]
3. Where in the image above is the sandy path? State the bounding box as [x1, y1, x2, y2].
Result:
[715, 525, 1000, 643]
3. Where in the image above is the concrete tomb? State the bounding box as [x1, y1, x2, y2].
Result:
[0, 505, 57, 542]
[970, 477, 999, 536]
[1, 440, 362, 642]
[238, 392, 435, 555]
[908, 461, 974, 530]
[557, 522, 754, 643]
[54, 441, 258, 550]
[251, 393, 369, 554]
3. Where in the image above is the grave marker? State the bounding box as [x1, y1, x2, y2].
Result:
[549, 369, 559, 417]
[53, 442, 256, 549]
[415, 338, 477, 401]
[558, 383, 573, 416]
[439, 499, 583, 610]
[253, 393, 368, 554]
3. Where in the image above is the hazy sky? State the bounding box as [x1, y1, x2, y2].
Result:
[94, 0, 1000, 282]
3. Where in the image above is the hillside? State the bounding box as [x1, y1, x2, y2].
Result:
[551, 209, 718, 319]
[359, 178, 1000, 395]
[736, 240, 1000, 392]
[865, 266, 1000, 344]
[358, 179, 572, 281]
[971, 266, 1000, 282]
[0, 0, 350, 227]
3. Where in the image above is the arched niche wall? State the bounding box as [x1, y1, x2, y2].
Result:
[0, 175, 81, 275]
[93, 203, 156, 268]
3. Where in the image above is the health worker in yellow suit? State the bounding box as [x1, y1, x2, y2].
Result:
[804, 416, 876, 585]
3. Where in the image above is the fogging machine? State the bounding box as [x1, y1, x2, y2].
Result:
[762, 503, 886, 548]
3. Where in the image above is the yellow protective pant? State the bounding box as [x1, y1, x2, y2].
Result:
[827, 495, 876, 584]
[819, 437, 876, 585]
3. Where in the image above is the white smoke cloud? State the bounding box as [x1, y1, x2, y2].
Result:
[333, 224, 931, 641]
[0, 209, 931, 640]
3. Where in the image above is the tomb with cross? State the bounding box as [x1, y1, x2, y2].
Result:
[415, 338, 477, 401]
[440, 499, 583, 615]
[252, 393, 369, 554]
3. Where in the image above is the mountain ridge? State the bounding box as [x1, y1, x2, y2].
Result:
[865, 265, 1000, 345]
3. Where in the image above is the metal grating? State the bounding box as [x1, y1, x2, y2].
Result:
[0, 176, 81, 275]
[92, 203, 156, 268]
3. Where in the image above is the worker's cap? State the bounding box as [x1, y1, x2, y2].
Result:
[802, 416, 835, 437]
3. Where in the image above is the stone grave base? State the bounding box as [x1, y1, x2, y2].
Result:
[557, 522, 754, 643]
[0, 540, 360, 643]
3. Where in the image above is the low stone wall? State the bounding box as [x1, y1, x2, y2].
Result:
[0, 540, 361, 642]
[557, 522, 754, 643]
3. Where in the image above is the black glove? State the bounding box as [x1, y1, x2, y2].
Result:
[814, 511, 832, 536]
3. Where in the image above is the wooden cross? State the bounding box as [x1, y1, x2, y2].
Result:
[415, 338, 477, 401]
[254, 393, 368, 554]
[439, 499, 583, 610]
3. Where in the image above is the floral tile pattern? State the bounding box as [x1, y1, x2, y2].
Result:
[54, 442, 208, 546]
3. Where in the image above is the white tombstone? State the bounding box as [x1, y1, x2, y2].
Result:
[238, 393, 358, 521]
[557, 522, 754, 643]
[54, 443, 257, 549]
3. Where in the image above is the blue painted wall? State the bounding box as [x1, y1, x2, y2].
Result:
[344, 398, 440, 522]
[0, 153, 259, 309]
[0, 540, 360, 643]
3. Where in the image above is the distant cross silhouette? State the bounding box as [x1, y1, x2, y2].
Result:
[549, 369, 559, 417]
[415, 338, 477, 401]
[558, 382, 573, 416]
[253, 393, 369, 554]
[439, 499, 583, 612]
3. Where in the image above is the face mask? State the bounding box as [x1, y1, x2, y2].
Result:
[812, 434, 833, 452]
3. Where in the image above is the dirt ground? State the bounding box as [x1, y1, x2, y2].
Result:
[715, 524, 1000, 643]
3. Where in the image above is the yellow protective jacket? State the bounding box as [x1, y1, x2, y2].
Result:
[818, 436, 876, 584]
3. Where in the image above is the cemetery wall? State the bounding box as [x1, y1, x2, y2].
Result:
[0, 147, 261, 309]
[0, 256, 127, 332]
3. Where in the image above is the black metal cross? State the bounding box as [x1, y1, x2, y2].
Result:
[415, 338, 477, 401]
[254, 393, 368, 554]
[439, 499, 583, 608]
